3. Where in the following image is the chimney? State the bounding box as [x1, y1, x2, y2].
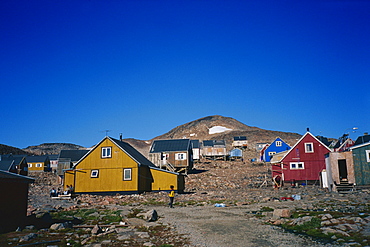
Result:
[120, 133, 123, 141]
[307, 128, 310, 132]
[364, 132, 368, 136]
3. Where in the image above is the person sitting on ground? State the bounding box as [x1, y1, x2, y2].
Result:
[64, 185, 70, 195]
[50, 188, 57, 197]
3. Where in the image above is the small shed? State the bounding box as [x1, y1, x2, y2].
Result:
[232, 136, 248, 148]
[324, 150, 355, 192]
[202, 140, 228, 160]
[0, 170, 34, 233]
[229, 148, 243, 161]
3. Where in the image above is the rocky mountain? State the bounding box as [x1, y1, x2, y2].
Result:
[22, 143, 86, 155]
[126, 115, 303, 158]
[0, 144, 31, 155]
[153, 115, 301, 145]
[1, 115, 303, 159]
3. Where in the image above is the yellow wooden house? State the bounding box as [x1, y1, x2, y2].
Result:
[26, 155, 50, 172]
[64, 137, 185, 194]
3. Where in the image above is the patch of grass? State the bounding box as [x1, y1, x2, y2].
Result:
[127, 208, 143, 218]
[282, 217, 321, 234]
[100, 210, 122, 224]
[143, 198, 167, 206]
[260, 206, 274, 212]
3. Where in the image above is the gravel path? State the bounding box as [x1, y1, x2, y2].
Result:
[143, 204, 332, 247]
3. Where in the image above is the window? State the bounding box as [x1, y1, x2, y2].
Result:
[268, 152, 276, 157]
[175, 153, 187, 160]
[36, 163, 42, 168]
[102, 147, 112, 158]
[123, 168, 132, 181]
[91, 169, 99, 178]
[276, 141, 282, 147]
[28, 164, 32, 168]
[290, 162, 304, 169]
[366, 150, 370, 162]
[305, 143, 314, 153]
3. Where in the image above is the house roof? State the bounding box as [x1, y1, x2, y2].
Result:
[48, 154, 59, 160]
[0, 154, 27, 171]
[354, 134, 370, 146]
[270, 150, 289, 163]
[233, 136, 247, 141]
[110, 137, 156, 167]
[190, 140, 200, 148]
[316, 136, 332, 147]
[26, 155, 49, 163]
[202, 140, 226, 147]
[150, 139, 191, 153]
[59, 150, 89, 162]
[0, 170, 34, 183]
[350, 141, 370, 150]
[0, 160, 13, 171]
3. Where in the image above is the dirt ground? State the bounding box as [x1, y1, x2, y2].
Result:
[143, 204, 328, 247]
[24, 160, 366, 246]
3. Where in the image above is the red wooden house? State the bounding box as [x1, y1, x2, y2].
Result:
[271, 131, 331, 184]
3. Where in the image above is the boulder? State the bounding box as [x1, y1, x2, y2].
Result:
[19, 233, 37, 242]
[273, 209, 292, 219]
[50, 221, 73, 230]
[138, 209, 158, 222]
[290, 216, 313, 226]
[91, 224, 103, 235]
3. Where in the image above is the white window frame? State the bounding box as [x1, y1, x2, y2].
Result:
[366, 150, 370, 162]
[175, 153, 187, 160]
[290, 162, 305, 169]
[305, 143, 314, 153]
[268, 151, 276, 156]
[276, 141, 282, 147]
[28, 164, 32, 168]
[36, 163, 42, 168]
[123, 168, 132, 181]
[91, 169, 99, 178]
[102, 147, 112, 158]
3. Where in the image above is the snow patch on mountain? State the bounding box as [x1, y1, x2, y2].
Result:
[209, 126, 232, 134]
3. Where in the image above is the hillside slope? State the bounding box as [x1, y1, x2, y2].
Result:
[128, 115, 302, 158]
[1, 115, 303, 160]
[0, 144, 31, 155]
[23, 143, 86, 155]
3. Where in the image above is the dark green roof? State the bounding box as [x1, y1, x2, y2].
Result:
[202, 140, 226, 147]
[59, 150, 89, 162]
[354, 135, 370, 145]
[26, 155, 49, 163]
[110, 138, 156, 167]
[149, 139, 191, 153]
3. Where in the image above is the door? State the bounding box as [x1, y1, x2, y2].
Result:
[338, 159, 348, 180]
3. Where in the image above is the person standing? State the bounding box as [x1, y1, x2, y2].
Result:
[168, 185, 175, 208]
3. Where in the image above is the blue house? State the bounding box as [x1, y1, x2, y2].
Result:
[263, 137, 291, 162]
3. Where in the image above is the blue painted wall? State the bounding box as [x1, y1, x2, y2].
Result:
[263, 137, 291, 162]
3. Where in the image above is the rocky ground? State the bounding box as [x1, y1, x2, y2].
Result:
[1, 160, 370, 246]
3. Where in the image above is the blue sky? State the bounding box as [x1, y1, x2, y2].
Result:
[1, 0, 369, 148]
